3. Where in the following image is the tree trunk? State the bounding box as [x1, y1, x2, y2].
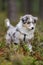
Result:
[23, 0, 32, 14]
[7, 0, 18, 21]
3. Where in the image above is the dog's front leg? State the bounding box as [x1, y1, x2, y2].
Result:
[27, 41, 33, 52]
[28, 44, 33, 52]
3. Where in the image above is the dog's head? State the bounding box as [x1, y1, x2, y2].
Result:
[20, 14, 38, 30]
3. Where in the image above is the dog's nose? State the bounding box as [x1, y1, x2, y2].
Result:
[32, 27, 34, 30]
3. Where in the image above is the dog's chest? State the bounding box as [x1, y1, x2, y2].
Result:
[19, 27, 34, 40]
[26, 32, 34, 40]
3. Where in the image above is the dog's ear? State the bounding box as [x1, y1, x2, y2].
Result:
[22, 18, 24, 22]
[33, 17, 38, 23]
[34, 17, 38, 21]
[26, 16, 28, 21]
[20, 16, 28, 24]
[20, 16, 25, 24]
[22, 18, 26, 24]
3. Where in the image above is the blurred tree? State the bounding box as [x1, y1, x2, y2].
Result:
[32, 0, 39, 16]
[0, 0, 2, 11]
[2, 0, 5, 11]
[23, 0, 39, 16]
[0, 0, 7, 11]
[39, 0, 43, 19]
[23, 0, 32, 14]
[7, 0, 18, 21]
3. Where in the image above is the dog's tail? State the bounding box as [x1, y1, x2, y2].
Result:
[5, 18, 11, 28]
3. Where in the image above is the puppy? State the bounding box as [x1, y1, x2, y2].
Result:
[5, 14, 38, 52]
[15, 14, 38, 52]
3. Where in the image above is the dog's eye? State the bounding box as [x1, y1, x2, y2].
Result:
[34, 20, 36, 23]
[27, 22, 30, 24]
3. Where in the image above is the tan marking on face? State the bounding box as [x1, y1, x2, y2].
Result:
[23, 23, 29, 29]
